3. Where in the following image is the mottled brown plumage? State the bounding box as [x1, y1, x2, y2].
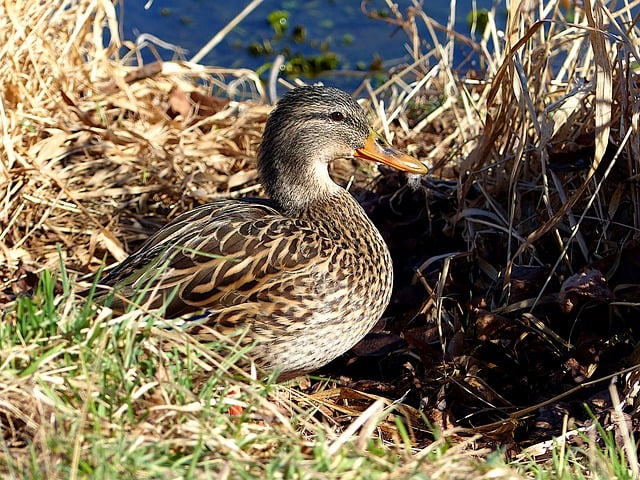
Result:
[98, 85, 426, 379]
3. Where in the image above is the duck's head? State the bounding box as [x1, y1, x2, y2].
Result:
[257, 85, 427, 214]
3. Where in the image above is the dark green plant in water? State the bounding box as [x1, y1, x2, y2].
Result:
[267, 10, 289, 37]
[242, 7, 396, 82]
[283, 52, 339, 77]
[467, 8, 489, 35]
[246, 8, 345, 79]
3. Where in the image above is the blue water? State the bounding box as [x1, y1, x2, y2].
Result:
[120, 0, 504, 90]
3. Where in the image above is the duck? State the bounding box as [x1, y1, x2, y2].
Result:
[97, 85, 427, 380]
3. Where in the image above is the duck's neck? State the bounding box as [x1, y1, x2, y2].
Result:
[258, 135, 340, 216]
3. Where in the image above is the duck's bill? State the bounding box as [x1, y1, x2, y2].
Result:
[354, 131, 427, 174]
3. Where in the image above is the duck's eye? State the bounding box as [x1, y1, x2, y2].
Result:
[329, 111, 345, 122]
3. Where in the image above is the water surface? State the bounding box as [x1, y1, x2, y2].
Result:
[121, 0, 504, 90]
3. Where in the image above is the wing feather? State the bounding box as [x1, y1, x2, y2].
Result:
[100, 198, 332, 317]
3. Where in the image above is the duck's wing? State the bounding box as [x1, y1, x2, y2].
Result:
[98, 198, 331, 317]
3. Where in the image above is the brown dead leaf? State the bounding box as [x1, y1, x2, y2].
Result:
[350, 332, 406, 358]
[167, 86, 192, 118]
[475, 309, 512, 342]
[167, 85, 230, 120]
[508, 265, 552, 303]
[123, 62, 163, 84]
[422, 405, 458, 431]
[559, 268, 613, 313]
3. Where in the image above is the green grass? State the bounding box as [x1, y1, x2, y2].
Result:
[1, 269, 637, 479]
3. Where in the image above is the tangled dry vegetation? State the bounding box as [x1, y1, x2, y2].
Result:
[1, 0, 639, 475]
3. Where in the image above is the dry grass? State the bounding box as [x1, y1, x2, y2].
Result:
[1, 0, 640, 477]
[0, 0, 267, 282]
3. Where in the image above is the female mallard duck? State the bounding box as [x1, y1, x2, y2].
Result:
[98, 85, 426, 380]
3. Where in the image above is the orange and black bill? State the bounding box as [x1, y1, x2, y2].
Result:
[354, 130, 427, 174]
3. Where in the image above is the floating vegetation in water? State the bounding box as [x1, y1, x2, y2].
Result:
[241, 8, 370, 80]
[267, 10, 288, 37]
[467, 8, 490, 35]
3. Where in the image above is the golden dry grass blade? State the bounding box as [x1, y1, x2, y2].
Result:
[584, 0, 613, 174]
[0, 0, 266, 286]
